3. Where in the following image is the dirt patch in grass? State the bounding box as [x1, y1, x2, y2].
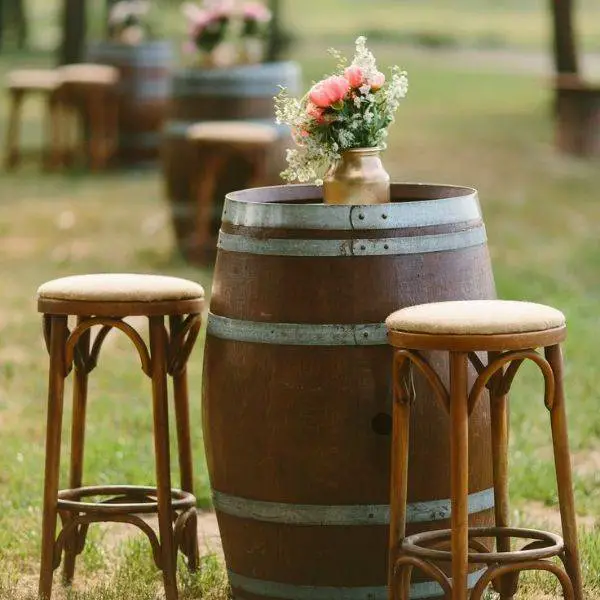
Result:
[573, 447, 600, 479]
[521, 501, 597, 530]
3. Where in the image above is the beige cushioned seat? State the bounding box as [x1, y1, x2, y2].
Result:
[386, 300, 565, 335]
[7, 69, 59, 91]
[37, 274, 204, 303]
[187, 121, 278, 144]
[58, 64, 119, 85]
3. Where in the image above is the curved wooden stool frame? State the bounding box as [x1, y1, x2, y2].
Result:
[38, 297, 202, 600]
[4, 71, 59, 170]
[188, 135, 275, 261]
[387, 325, 583, 600]
[51, 80, 119, 171]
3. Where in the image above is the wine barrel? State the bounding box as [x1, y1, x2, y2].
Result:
[203, 184, 497, 600]
[161, 61, 300, 264]
[87, 41, 173, 165]
[555, 76, 600, 157]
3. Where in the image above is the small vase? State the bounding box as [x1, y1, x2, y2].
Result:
[323, 147, 390, 205]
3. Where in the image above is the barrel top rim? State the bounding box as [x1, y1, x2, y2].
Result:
[175, 60, 300, 77]
[225, 183, 478, 207]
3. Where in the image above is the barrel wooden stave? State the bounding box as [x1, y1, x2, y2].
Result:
[161, 62, 300, 264]
[87, 41, 173, 164]
[203, 184, 496, 599]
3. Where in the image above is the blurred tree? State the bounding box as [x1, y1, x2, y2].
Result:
[266, 0, 293, 62]
[59, 0, 87, 64]
[550, 0, 579, 75]
[0, 1, 4, 51]
[0, 0, 29, 51]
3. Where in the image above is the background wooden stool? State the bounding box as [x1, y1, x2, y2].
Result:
[37, 274, 204, 600]
[52, 64, 119, 171]
[386, 300, 583, 600]
[186, 121, 279, 261]
[4, 69, 59, 170]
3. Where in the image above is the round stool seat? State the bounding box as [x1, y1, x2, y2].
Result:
[187, 121, 279, 145]
[58, 64, 119, 86]
[386, 300, 566, 351]
[37, 273, 205, 316]
[7, 69, 59, 91]
[386, 300, 565, 335]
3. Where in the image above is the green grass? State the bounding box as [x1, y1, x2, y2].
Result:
[2, 7, 600, 599]
[11, 0, 600, 54]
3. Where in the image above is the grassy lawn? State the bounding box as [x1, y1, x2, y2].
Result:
[2, 4, 600, 598]
[13, 0, 600, 54]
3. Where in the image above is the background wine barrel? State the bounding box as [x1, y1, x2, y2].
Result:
[555, 76, 600, 157]
[203, 184, 497, 600]
[161, 61, 300, 264]
[86, 40, 173, 165]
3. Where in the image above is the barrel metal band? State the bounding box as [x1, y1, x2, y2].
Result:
[213, 488, 494, 526]
[229, 568, 486, 600]
[207, 314, 387, 346]
[217, 228, 486, 257]
[222, 195, 481, 230]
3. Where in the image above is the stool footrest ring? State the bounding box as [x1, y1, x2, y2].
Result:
[57, 484, 196, 515]
[400, 526, 564, 565]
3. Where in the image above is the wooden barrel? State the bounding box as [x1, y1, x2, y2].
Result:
[161, 61, 300, 264]
[87, 41, 173, 165]
[203, 184, 497, 600]
[555, 76, 600, 157]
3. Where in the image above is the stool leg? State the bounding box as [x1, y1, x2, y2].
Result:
[62, 320, 91, 585]
[149, 316, 179, 600]
[449, 352, 469, 600]
[247, 146, 269, 188]
[545, 344, 584, 600]
[170, 315, 199, 572]
[4, 90, 24, 170]
[87, 96, 104, 171]
[194, 147, 226, 258]
[39, 315, 69, 600]
[388, 356, 412, 600]
[488, 352, 517, 600]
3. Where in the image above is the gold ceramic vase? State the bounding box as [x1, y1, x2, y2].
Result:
[323, 147, 390, 205]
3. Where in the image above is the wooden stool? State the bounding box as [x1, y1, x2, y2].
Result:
[386, 300, 583, 600]
[52, 64, 119, 171]
[37, 274, 204, 600]
[4, 69, 60, 170]
[186, 121, 279, 259]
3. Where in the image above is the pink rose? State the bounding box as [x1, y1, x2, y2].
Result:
[309, 75, 349, 108]
[306, 101, 325, 123]
[369, 71, 386, 91]
[344, 65, 364, 89]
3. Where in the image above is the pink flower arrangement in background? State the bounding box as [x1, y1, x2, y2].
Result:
[182, 0, 272, 58]
[275, 36, 408, 183]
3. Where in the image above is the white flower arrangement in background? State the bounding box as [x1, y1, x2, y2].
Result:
[274, 36, 408, 184]
[109, 0, 151, 45]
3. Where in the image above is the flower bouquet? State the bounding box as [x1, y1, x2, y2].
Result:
[108, 0, 151, 45]
[275, 36, 408, 205]
[182, 0, 272, 67]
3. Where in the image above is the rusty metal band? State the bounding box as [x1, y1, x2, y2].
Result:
[212, 488, 494, 526]
[207, 314, 387, 346]
[86, 41, 174, 65]
[172, 61, 300, 97]
[229, 568, 487, 600]
[216, 227, 486, 257]
[222, 194, 481, 230]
